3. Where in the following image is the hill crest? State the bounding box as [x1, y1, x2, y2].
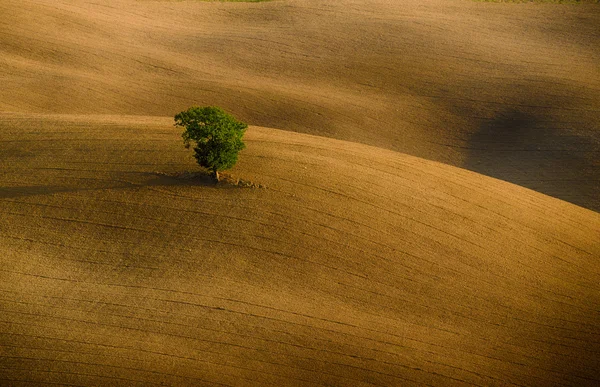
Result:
[1, 113, 598, 385]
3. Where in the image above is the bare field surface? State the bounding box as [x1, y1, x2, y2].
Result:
[1, 0, 599, 210]
[1, 113, 599, 385]
[1, 0, 600, 385]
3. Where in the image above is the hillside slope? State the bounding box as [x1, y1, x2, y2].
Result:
[0, 0, 598, 210]
[1, 113, 599, 386]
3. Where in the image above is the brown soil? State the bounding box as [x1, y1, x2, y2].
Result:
[1, 113, 599, 386]
[1, 0, 599, 385]
[1, 0, 599, 210]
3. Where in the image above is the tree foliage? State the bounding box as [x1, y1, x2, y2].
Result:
[174, 106, 247, 180]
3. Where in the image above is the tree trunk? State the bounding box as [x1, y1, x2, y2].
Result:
[213, 169, 219, 182]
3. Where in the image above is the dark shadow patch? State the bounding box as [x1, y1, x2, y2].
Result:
[148, 171, 266, 189]
[464, 108, 600, 211]
[0, 185, 79, 199]
[0, 172, 210, 199]
[467, 109, 543, 151]
[0, 180, 143, 199]
[0, 170, 263, 200]
[146, 170, 217, 186]
[0, 148, 36, 162]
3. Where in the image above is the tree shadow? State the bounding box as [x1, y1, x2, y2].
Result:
[0, 170, 222, 200]
[145, 171, 217, 187]
[0, 185, 79, 199]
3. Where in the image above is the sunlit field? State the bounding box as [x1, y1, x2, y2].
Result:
[1, 0, 599, 385]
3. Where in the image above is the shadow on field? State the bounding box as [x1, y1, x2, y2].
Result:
[0, 171, 221, 199]
[464, 108, 600, 212]
[0, 186, 80, 199]
[147, 171, 217, 186]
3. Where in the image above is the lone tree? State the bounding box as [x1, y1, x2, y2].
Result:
[174, 106, 247, 181]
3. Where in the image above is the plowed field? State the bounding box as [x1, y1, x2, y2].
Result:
[1, 0, 599, 386]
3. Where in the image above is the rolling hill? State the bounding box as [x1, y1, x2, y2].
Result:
[1, 0, 599, 210]
[1, 0, 600, 385]
[1, 113, 599, 385]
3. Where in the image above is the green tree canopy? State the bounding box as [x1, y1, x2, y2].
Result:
[174, 106, 247, 180]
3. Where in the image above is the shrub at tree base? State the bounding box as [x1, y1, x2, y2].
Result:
[174, 106, 247, 181]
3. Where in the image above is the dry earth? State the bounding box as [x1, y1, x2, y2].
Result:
[1, 0, 599, 210]
[1, 113, 599, 386]
[1, 0, 600, 386]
